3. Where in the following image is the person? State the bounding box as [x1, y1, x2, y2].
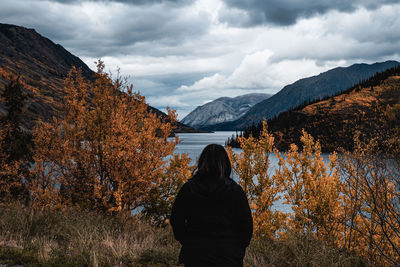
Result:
[170, 144, 253, 267]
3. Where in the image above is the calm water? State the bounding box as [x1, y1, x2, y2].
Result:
[173, 131, 333, 213]
[174, 131, 236, 164]
[173, 131, 309, 175]
[175, 131, 331, 168]
[174, 131, 291, 211]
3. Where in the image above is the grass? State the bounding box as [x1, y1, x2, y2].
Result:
[245, 234, 366, 267]
[0, 202, 179, 266]
[0, 203, 365, 266]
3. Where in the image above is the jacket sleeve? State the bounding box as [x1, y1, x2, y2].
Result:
[170, 184, 188, 245]
[235, 186, 253, 248]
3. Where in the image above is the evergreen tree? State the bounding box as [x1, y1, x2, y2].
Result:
[1, 77, 32, 162]
[0, 76, 32, 201]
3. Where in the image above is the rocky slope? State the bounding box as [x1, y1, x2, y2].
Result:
[0, 23, 196, 133]
[209, 61, 400, 130]
[181, 93, 271, 129]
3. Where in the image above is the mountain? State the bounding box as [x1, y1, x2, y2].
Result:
[209, 60, 400, 130]
[0, 23, 196, 133]
[0, 23, 94, 129]
[181, 93, 271, 129]
[228, 65, 400, 152]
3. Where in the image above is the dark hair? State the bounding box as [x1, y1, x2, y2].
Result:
[195, 144, 231, 180]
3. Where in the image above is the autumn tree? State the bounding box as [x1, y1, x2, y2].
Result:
[227, 121, 285, 238]
[338, 135, 400, 266]
[0, 76, 32, 202]
[142, 153, 193, 225]
[32, 62, 189, 213]
[227, 118, 400, 266]
[275, 130, 343, 243]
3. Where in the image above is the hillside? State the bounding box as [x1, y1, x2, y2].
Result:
[229, 65, 400, 152]
[181, 93, 271, 129]
[210, 61, 400, 130]
[0, 23, 94, 129]
[0, 23, 197, 133]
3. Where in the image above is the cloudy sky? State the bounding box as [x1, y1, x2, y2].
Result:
[2, 0, 400, 119]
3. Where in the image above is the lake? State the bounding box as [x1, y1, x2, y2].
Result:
[174, 131, 299, 176]
[173, 131, 335, 212]
[175, 131, 332, 168]
[174, 131, 291, 212]
[174, 131, 236, 163]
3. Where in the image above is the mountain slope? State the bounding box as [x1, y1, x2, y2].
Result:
[181, 93, 271, 129]
[0, 23, 196, 132]
[210, 61, 400, 130]
[229, 65, 400, 152]
[0, 23, 94, 128]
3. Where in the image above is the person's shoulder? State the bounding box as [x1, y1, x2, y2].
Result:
[225, 179, 249, 205]
[180, 177, 196, 192]
[225, 178, 245, 194]
[184, 176, 197, 185]
[225, 177, 237, 186]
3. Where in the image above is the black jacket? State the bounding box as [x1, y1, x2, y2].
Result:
[170, 173, 253, 266]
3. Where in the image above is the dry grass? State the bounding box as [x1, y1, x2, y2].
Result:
[244, 234, 366, 267]
[0, 202, 180, 266]
[0, 203, 366, 267]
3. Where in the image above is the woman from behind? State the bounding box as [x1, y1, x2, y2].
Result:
[170, 144, 253, 267]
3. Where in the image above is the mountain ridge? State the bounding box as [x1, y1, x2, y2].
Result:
[207, 60, 400, 130]
[181, 93, 271, 129]
[227, 65, 400, 152]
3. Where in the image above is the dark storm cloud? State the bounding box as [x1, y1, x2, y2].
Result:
[63, 9, 210, 57]
[0, 0, 210, 57]
[220, 0, 400, 26]
[43, 0, 194, 5]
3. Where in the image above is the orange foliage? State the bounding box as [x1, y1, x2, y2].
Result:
[227, 121, 286, 238]
[230, 123, 400, 266]
[276, 130, 343, 243]
[0, 147, 26, 202]
[31, 61, 189, 213]
[338, 135, 400, 265]
[143, 153, 193, 225]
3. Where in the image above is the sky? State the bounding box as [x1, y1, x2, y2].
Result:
[1, 0, 400, 119]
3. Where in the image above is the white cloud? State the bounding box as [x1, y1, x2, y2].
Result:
[171, 50, 344, 118]
[147, 95, 190, 108]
